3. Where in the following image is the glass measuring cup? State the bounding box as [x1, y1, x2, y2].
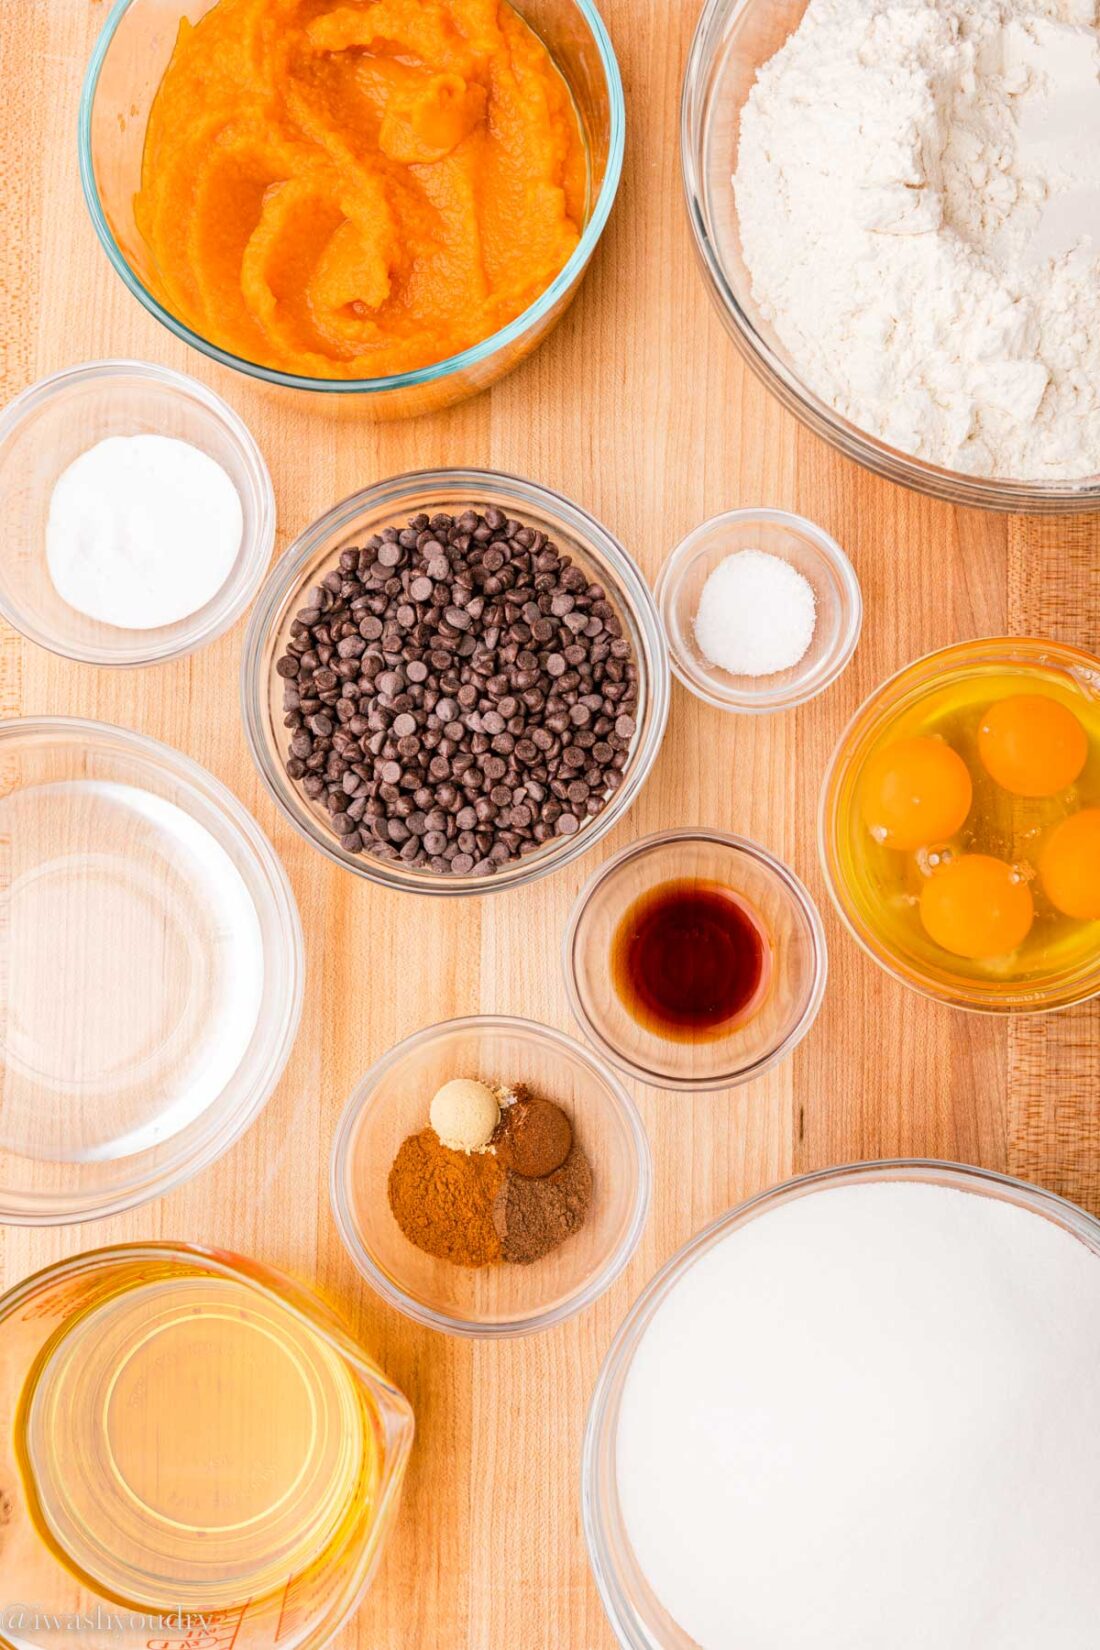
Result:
[0, 1244, 413, 1650]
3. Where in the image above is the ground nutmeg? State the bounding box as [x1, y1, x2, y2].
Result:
[492, 1142, 592, 1265]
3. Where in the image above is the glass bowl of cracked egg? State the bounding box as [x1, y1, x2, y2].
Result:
[821, 637, 1100, 1013]
[682, 0, 1100, 512]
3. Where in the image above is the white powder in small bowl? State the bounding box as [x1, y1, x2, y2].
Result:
[47, 433, 243, 631]
[693, 548, 816, 677]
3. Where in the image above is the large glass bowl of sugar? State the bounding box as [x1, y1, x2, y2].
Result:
[584, 1159, 1100, 1650]
[681, 0, 1100, 512]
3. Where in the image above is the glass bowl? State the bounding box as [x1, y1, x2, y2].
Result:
[330, 1015, 652, 1338]
[654, 507, 861, 713]
[820, 637, 1100, 1014]
[0, 360, 274, 667]
[681, 0, 1100, 513]
[79, 0, 624, 418]
[0, 1243, 413, 1650]
[0, 717, 304, 1222]
[241, 468, 670, 897]
[582, 1157, 1100, 1650]
[563, 829, 827, 1091]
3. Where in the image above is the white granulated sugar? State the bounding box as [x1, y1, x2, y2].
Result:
[733, 0, 1100, 480]
[693, 549, 816, 675]
[616, 1181, 1100, 1650]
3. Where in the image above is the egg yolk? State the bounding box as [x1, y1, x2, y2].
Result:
[977, 694, 1088, 797]
[1039, 808, 1100, 920]
[919, 854, 1034, 959]
[860, 736, 973, 851]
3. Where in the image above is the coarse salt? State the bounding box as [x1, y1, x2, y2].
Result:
[693, 548, 816, 676]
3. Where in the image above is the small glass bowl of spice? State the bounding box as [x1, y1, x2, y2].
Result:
[0, 360, 274, 667]
[329, 1015, 651, 1337]
[564, 829, 828, 1090]
[655, 508, 862, 713]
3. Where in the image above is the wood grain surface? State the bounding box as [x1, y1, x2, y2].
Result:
[2, 3, 1099, 1647]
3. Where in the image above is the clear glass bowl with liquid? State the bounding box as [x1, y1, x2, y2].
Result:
[80, 0, 624, 418]
[564, 830, 828, 1090]
[0, 1243, 413, 1650]
[0, 717, 304, 1221]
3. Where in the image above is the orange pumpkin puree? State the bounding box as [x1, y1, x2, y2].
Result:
[135, 0, 587, 378]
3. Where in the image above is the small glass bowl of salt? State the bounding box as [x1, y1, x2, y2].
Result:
[0, 359, 274, 667]
[655, 507, 862, 713]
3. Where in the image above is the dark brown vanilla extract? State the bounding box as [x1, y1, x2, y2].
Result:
[611, 879, 770, 1040]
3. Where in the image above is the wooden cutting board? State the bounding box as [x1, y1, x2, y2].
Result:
[2, 3, 1097, 1646]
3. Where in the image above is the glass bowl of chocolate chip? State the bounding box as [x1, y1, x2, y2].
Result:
[242, 469, 670, 894]
[329, 1015, 652, 1338]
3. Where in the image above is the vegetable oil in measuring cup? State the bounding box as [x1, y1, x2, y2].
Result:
[15, 1266, 381, 1614]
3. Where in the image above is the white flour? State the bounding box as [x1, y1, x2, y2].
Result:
[616, 1181, 1100, 1649]
[733, 0, 1100, 480]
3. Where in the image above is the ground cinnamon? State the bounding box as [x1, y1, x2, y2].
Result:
[387, 1128, 504, 1267]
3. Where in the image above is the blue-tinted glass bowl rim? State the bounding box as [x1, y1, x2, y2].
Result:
[78, 0, 626, 395]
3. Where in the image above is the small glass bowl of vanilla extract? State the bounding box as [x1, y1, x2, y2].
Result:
[563, 830, 828, 1090]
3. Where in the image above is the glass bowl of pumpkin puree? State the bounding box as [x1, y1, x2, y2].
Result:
[79, 0, 624, 418]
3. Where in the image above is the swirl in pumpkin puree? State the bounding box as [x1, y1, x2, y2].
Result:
[135, 0, 587, 377]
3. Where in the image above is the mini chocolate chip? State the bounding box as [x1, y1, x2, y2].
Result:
[273, 508, 639, 879]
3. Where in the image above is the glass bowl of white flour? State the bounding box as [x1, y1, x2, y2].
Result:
[0, 359, 274, 665]
[682, 0, 1100, 511]
[584, 1158, 1100, 1650]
